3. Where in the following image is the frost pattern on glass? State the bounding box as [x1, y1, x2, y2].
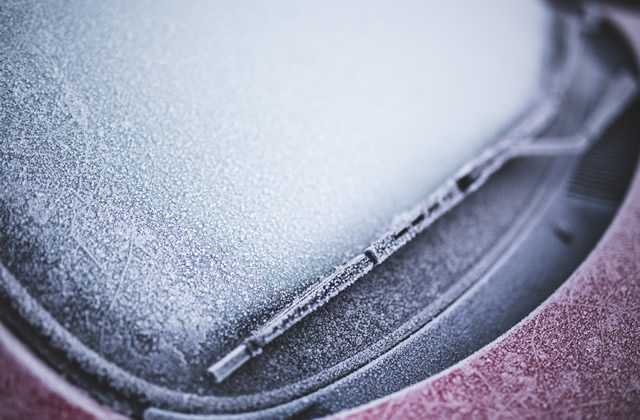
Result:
[1, 0, 549, 385]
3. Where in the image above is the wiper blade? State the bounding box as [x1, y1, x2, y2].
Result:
[209, 70, 637, 384]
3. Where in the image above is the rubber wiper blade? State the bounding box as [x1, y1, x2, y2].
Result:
[208, 72, 637, 385]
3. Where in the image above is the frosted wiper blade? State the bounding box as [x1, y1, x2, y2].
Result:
[208, 73, 637, 384]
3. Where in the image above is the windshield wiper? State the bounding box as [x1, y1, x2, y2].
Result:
[208, 31, 638, 383]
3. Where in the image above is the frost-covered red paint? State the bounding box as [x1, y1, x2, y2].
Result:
[0, 324, 124, 420]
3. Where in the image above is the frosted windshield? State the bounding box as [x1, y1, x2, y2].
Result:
[2, 1, 550, 328]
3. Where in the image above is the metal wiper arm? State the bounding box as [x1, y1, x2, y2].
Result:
[208, 68, 637, 383]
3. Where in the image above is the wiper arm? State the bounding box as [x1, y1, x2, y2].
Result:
[208, 70, 637, 384]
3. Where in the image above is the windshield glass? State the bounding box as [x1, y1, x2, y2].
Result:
[1, 0, 549, 361]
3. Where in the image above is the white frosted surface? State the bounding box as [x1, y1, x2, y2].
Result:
[2, 1, 550, 332]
